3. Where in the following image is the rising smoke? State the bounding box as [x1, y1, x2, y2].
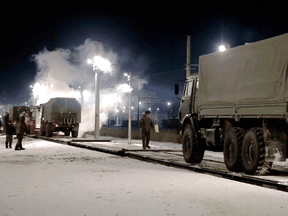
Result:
[31, 39, 148, 137]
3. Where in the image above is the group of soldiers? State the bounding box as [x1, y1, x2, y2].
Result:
[4, 116, 27, 150]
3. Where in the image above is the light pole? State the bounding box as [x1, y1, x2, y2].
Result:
[79, 86, 84, 107]
[87, 56, 112, 139]
[30, 85, 35, 105]
[124, 73, 131, 144]
[167, 102, 171, 119]
[116, 109, 119, 125]
[156, 108, 159, 123]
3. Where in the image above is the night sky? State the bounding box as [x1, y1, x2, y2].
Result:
[1, 4, 288, 109]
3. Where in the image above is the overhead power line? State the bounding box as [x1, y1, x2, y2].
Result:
[151, 64, 198, 76]
[152, 69, 184, 76]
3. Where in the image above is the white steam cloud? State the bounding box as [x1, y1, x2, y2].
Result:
[31, 39, 148, 138]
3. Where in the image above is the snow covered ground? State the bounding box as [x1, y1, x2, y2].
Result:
[0, 135, 288, 216]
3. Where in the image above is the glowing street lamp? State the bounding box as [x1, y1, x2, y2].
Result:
[167, 102, 172, 118]
[156, 108, 160, 123]
[124, 72, 132, 144]
[87, 56, 112, 139]
[219, 45, 226, 52]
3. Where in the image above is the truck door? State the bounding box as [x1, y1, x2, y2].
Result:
[179, 80, 193, 122]
[193, 78, 199, 114]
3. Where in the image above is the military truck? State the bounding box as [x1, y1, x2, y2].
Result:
[29, 106, 42, 135]
[40, 98, 81, 137]
[176, 33, 288, 175]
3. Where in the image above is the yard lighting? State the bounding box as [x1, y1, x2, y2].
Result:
[87, 56, 112, 139]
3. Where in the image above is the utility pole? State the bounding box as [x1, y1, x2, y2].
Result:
[137, 92, 140, 121]
[186, 35, 191, 78]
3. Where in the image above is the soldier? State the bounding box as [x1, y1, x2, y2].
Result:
[15, 116, 27, 150]
[3, 112, 9, 130]
[139, 111, 155, 149]
[5, 120, 15, 148]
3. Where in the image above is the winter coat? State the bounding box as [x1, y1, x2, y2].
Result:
[15, 120, 27, 135]
[139, 115, 154, 133]
[6, 124, 15, 135]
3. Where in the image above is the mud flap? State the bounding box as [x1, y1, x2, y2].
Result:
[263, 119, 287, 162]
[265, 140, 286, 162]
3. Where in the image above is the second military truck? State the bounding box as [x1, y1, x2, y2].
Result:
[177, 33, 288, 175]
[40, 98, 81, 138]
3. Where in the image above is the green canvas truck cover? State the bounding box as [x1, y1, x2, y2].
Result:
[42, 98, 81, 123]
[198, 33, 288, 106]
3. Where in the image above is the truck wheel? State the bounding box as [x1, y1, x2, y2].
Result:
[41, 128, 45, 136]
[182, 124, 204, 163]
[224, 127, 245, 172]
[242, 128, 271, 175]
[72, 131, 78, 138]
[65, 131, 70, 136]
[46, 129, 52, 137]
[46, 124, 53, 137]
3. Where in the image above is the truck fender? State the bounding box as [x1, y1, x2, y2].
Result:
[182, 115, 198, 138]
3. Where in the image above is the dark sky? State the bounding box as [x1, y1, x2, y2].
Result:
[1, 4, 288, 107]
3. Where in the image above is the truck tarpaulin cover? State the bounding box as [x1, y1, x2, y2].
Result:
[199, 33, 288, 105]
[42, 98, 81, 122]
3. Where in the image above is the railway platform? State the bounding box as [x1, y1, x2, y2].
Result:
[26, 134, 288, 192]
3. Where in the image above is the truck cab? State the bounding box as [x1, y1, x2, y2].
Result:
[179, 73, 199, 125]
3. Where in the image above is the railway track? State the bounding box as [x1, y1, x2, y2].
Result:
[33, 135, 288, 193]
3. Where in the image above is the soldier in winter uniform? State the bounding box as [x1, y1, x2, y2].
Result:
[15, 116, 27, 150]
[4, 112, 9, 130]
[5, 120, 15, 148]
[139, 111, 155, 149]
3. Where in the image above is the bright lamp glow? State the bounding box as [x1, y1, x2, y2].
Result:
[93, 56, 111, 72]
[87, 56, 112, 73]
[219, 45, 226, 52]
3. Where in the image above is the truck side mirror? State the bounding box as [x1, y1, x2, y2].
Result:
[174, 84, 179, 95]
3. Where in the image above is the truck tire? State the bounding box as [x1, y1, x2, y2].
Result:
[72, 131, 78, 138]
[242, 128, 271, 175]
[182, 123, 204, 163]
[224, 127, 245, 172]
[41, 127, 45, 136]
[65, 131, 70, 136]
[46, 129, 52, 137]
[46, 124, 53, 137]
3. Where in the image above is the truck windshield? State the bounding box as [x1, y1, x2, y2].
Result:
[183, 81, 193, 96]
[195, 79, 199, 97]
